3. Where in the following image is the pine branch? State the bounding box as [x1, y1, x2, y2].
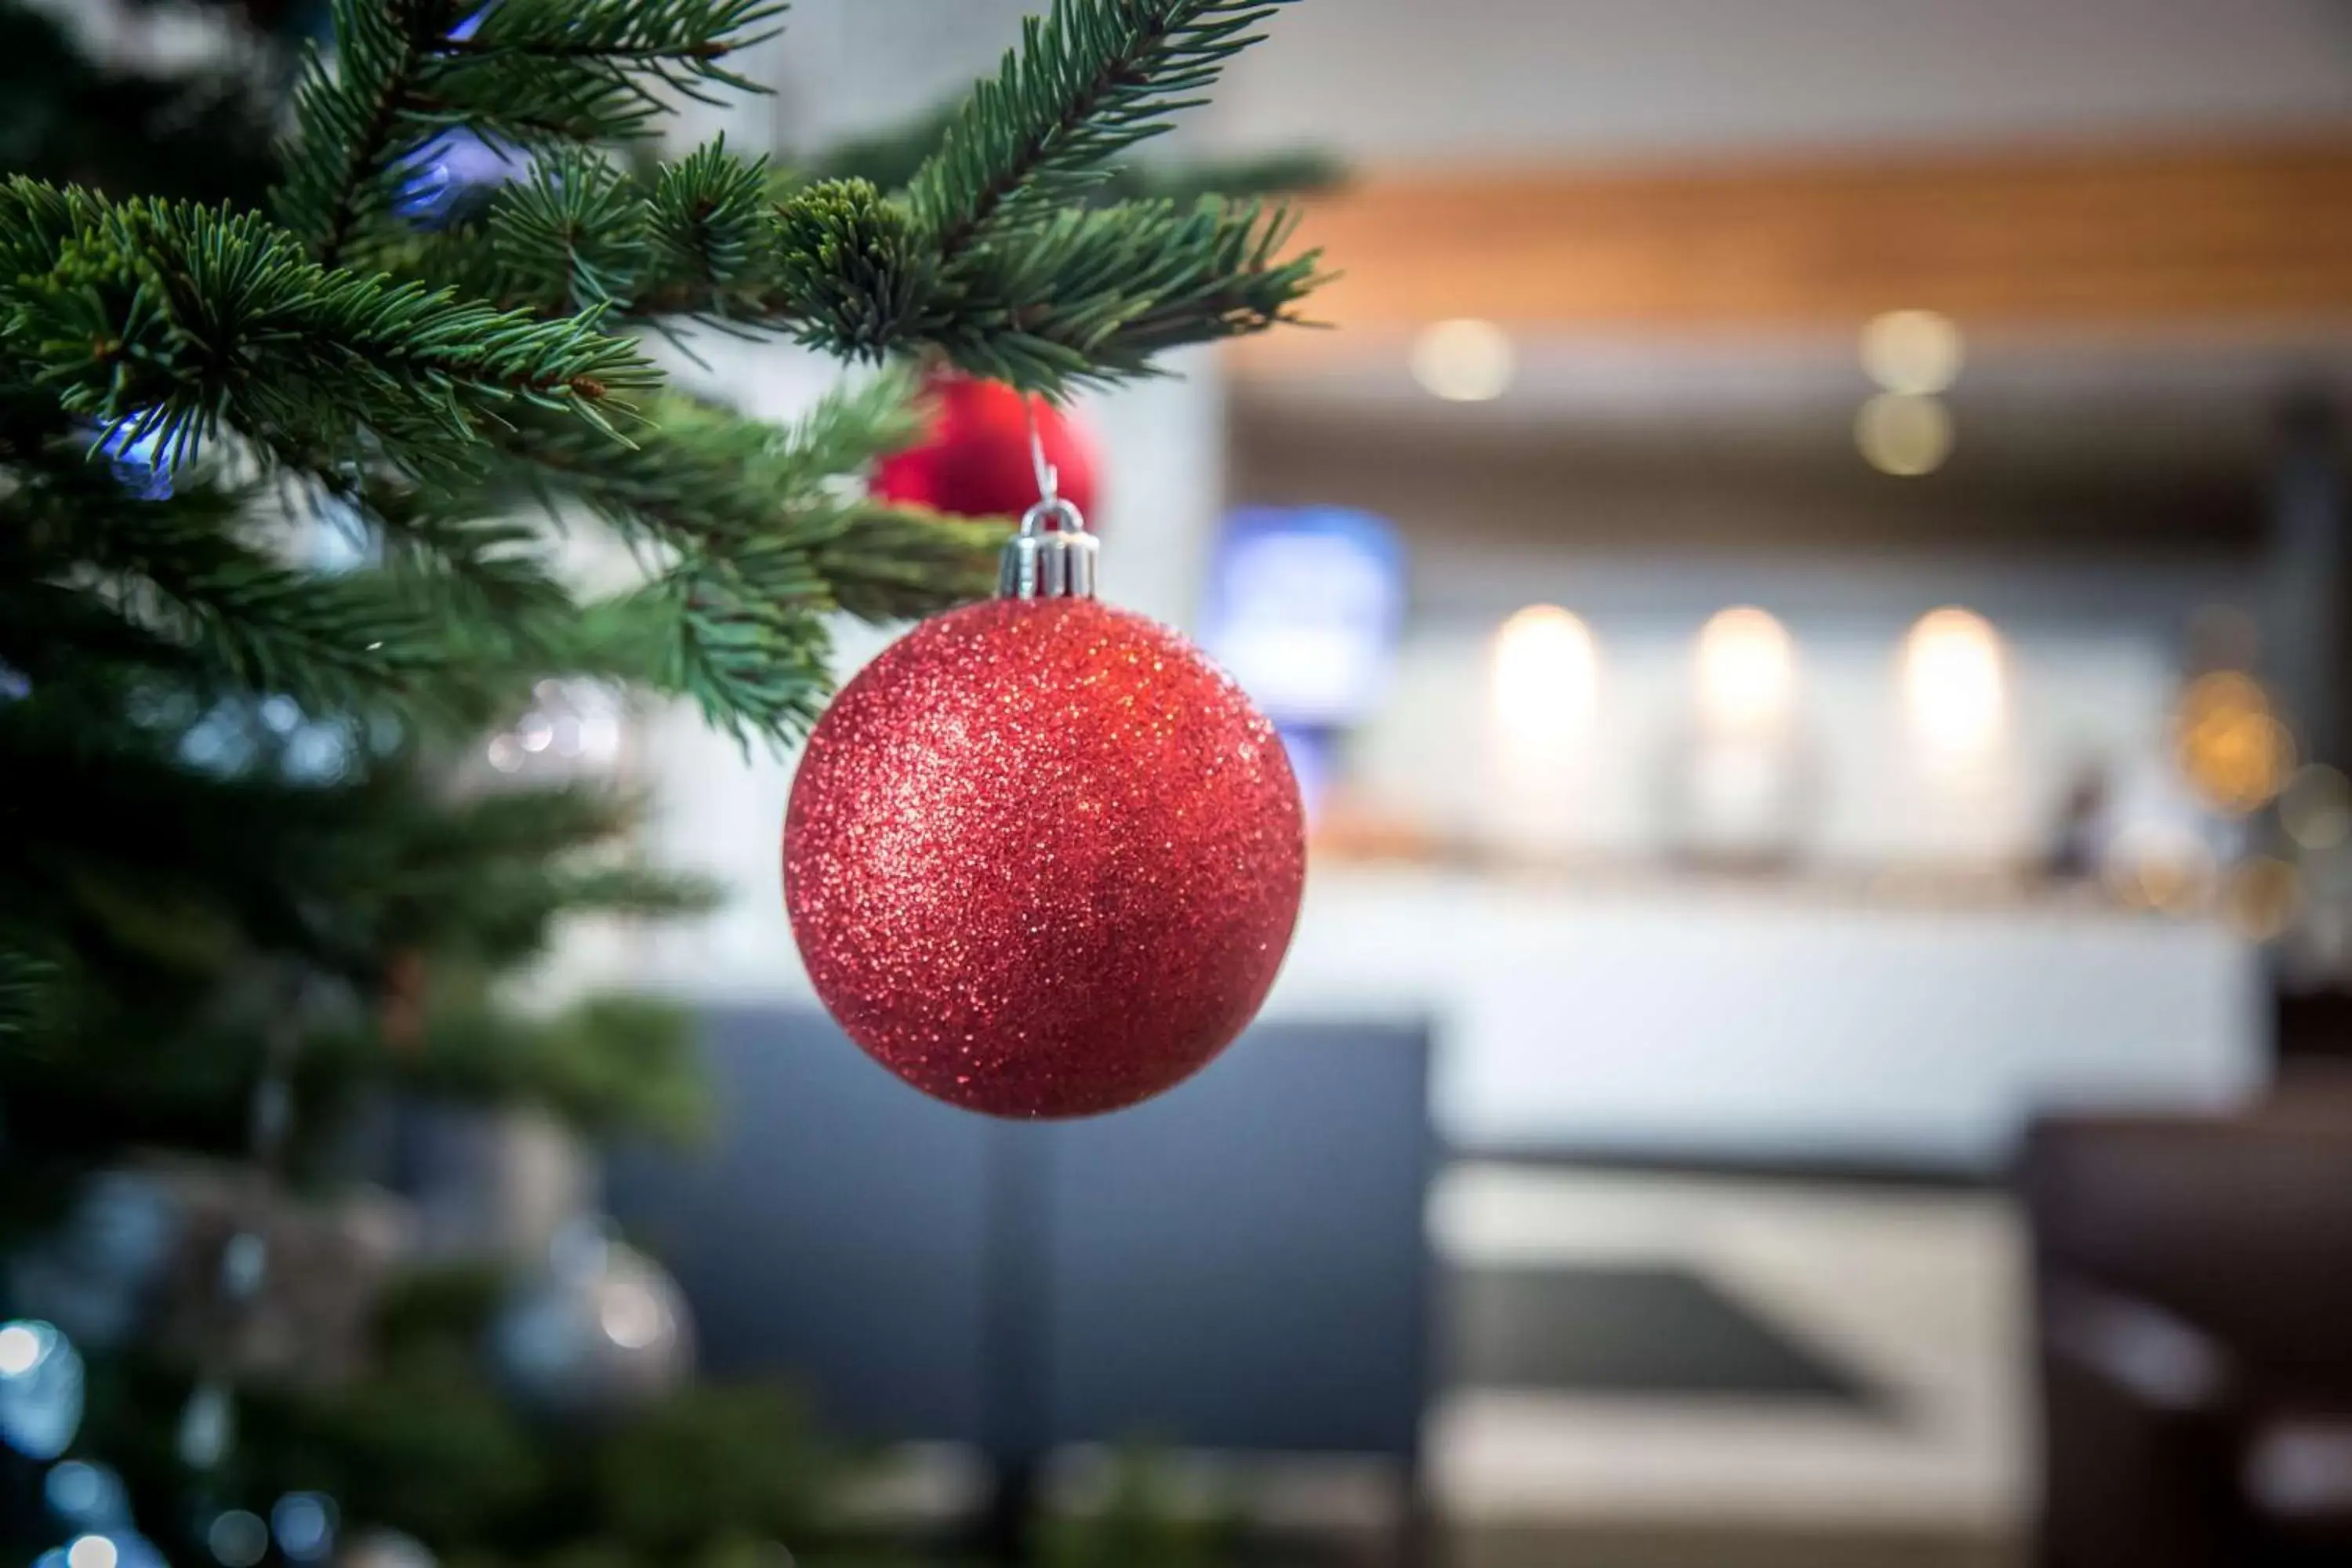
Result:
[833, 194, 1325, 391]
[275, 0, 783, 267]
[396, 990, 710, 1142]
[486, 145, 652, 314]
[906, 0, 1294, 257]
[817, 96, 1338, 208]
[278, 0, 431, 266]
[577, 564, 835, 746]
[637, 139, 784, 318]
[431, 0, 785, 110]
[0, 180, 656, 477]
[813, 504, 1005, 623]
[2, 461, 459, 713]
[0, 949, 57, 1040]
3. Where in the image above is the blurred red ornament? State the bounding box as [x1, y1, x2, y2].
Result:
[783, 597, 1303, 1118]
[872, 374, 1100, 521]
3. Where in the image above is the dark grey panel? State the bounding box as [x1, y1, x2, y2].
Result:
[604, 1007, 996, 1443]
[607, 1009, 1435, 1461]
[1047, 1022, 1435, 1458]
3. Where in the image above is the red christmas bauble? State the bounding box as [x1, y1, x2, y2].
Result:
[783, 597, 1304, 1117]
[871, 375, 1100, 521]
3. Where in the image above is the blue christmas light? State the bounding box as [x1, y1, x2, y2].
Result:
[391, 130, 531, 227]
[0, 1320, 85, 1461]
[93, 416, 181, 502]
[271, 1492, 339, 1563]
[45, 1461, 130, 1529]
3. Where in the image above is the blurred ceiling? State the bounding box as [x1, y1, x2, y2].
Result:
[1228, 332, 2351, 554]
[1198, 0, 2352, 163]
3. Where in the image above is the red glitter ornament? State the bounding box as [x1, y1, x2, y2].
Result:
[872, 374, 1100, 521]
[782, 597, 1305, 1118]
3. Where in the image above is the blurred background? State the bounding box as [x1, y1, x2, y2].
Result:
[20, 3, 2352, 1568]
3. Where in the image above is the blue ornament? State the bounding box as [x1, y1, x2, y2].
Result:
[0, 1321, 85, 1460]
[92, 416, 181, 502]
[391, 130, 531, 227]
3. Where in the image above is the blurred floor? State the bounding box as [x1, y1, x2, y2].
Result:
[1432, 1162, 2028, 1568]
[850, 1163, 2031, 1568]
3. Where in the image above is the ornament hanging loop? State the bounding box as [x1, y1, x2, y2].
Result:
[998, 397, 1098, 601]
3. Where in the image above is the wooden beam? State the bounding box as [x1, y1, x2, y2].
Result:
[1241, 137, 2352, 358]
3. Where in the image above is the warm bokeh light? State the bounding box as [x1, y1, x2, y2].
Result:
[1694, 606, 1797, 735]
[1856, 391, 1953, 476]
[1902, 607, 2006, 757]
[2221, 856, 2300, 943]
[2281, 764, 2352, 851]
[1860, 309, 1964, 394]
[2176, 670, 2296, 816]
[1410, 318, 1515, 402]
[2103, 824, 2219, 916]
[1490, 604, 1600, 760]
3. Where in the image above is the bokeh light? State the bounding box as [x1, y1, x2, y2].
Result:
[1694, 607, 1798, 736]
[2222, 856, 2300, 942]
[1901, 607, 2006, 757]
[2281, 764, 2352, 851]
[2103, 824, 2219, 916]
[1490, 605, 1601, 762]
[1856, 391, 1954, 476]
[1860, 309, 1964, 394]
[205, 1512, 268, 1568]
[1410, 318, 1515, 402]
[271, 1493, 338, 1563]
[2175, 670, 2295, 815]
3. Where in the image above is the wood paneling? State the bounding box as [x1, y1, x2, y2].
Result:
[1239, 138, 2352, 358]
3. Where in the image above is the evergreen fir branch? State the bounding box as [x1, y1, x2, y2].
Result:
[276, 0, 426, 265]
[0, 948, 58, 1040]
[1, 464, 456, 713]
[818, 96, 1337, 208]
[78, 508, 458, 715]
[811, 503, 1006, 623]
[637, 139, 782, 318]
[431, 0, 785, 108]
[584, 559, 836, 745]
[359, 483, 575, 629]
[917, 196, 1324, 390]
[397, 990, 710, 1142]
[766, 177, 935, 357]
[0, 180, 656, 476]
[365, 779, 713, 966]
[510, 374, 921, 551]
[906, 0, 1294, 256]
[275, 0, 782, 266]
[485, 144, 651, 314]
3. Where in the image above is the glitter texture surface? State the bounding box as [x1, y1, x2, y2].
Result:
[783, 597, 1305, 1118]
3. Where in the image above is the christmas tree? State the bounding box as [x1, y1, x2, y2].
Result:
[0, 1, 1322, 1564]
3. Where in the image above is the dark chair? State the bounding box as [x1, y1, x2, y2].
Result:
[2024, 1080, 2352, 1568]
[606, 1007, 1436, 1555]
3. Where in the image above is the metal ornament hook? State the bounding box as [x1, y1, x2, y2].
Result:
[997, 396, 1098, 601]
